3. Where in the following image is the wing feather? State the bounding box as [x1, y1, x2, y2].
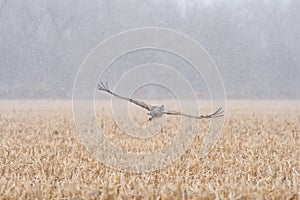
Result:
[97, 82, 151, 111]
[164, 107, 224, 119]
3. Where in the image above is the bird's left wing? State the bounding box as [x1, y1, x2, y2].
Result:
[164, 107, 224, 119]
[97, 82, 151, 111]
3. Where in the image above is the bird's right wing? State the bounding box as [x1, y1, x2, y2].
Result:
[164, 107, 224, 119]
[97, 82, 151, 111]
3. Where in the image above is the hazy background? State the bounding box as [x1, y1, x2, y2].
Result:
[0, 0, 299, 99]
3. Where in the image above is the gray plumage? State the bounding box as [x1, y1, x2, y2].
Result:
[97, 82, 224, 121]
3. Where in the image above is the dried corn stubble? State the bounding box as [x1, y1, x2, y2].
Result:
[0, 100, 300, 199]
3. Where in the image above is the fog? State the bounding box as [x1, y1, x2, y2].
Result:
[0, 0, 299, 99]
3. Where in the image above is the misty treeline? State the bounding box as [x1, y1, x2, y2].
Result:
[0, 0, 299, 99]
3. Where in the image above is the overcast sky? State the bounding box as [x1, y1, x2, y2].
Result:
[0, 0, 299, 99]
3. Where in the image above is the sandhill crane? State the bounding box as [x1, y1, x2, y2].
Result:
[97, 82, 224, 121]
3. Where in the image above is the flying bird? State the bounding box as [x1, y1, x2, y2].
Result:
[97, 82, 224, 121]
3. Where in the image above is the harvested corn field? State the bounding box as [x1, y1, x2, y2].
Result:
[1, 100, 300, 199]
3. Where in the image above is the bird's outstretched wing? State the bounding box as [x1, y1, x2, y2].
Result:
[164, 107, 224, 119]
[97, 82, 151, 111]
